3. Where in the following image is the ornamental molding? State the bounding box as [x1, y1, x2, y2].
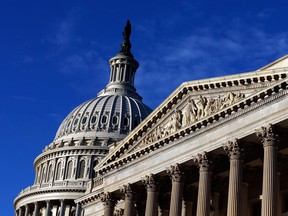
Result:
[34, 146, 109, 167]
[96, 73, 288, 175]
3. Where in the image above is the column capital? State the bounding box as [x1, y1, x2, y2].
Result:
[193, 151, 212, 171]
[120, 183, 134, 200]
[101, 192, 117, 207]
[256, 124, 278, 146]
[166, 163, 184, 183]
[142, 174, 158, 192]
[223, 139, 244, 160]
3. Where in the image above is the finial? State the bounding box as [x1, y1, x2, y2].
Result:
[119, 20, 133, 56]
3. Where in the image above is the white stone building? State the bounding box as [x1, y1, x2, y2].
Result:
[15, 21, 288, 216]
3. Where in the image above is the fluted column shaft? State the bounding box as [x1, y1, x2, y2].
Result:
[193, 152, 212, 216]
[101, 192, 117, 216]
[121, 184, 135, 216]
[33, 202, 39, 216]
[223, 139, 243, 216]
[142, 174, 159, 216]
[256, 124, 278, 216]
[166, 164, 184, 216]
[45, 200, 51, 216]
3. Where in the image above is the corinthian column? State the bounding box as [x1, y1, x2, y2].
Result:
[101, 192, 117, 216]
[223, 139, 243, 216]
[193, 152, 212, 216]
[142, 174, 159, 216]
[166, 163, 184, 216]
[256, 124, 278, 216]
[121, 184, 135, 216]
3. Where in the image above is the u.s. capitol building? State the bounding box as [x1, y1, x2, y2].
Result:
[15, 21, 288, 216]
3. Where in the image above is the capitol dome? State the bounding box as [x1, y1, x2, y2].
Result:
[54, 94, 152, 144]
[14, 20, 152, 216]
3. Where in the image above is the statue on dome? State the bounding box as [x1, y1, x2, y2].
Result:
[120, 20, 133, 56]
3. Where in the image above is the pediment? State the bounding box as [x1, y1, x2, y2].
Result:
[96, 59, 288, 175]
[258, 54, 288, 71]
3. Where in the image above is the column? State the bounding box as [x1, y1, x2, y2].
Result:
[256, 124, 278, 216]
[121, 184, 135, 216]
[223, 139, 243, 216]
[24, 204, 29, 216]
[75, 203, 82, 216]
[142, 174, 159, 216]
[166, 163, 184, 216]
[193, 152, 212, 216]
[33, 202, 39, 216]
[45, 200, 51, 216]
[101, 192, 117, 216]
[59, 200, 66, 216]
[18, 207, 23, 216]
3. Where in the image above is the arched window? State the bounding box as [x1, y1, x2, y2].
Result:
[79, 160, 86, 179]
[66, 160, 73, 179]
[55, 162, 62, 180]
[47, 164, 53, 182]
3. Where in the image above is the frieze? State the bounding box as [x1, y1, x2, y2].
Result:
[138, 92, 245, 148]
[97, 78, 288, 175]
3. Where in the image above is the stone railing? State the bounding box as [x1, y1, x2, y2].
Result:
[19, 180, 87, 196]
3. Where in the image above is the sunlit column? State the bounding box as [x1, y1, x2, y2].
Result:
[223, 139, 243, 216]
[166, 163, 184, 216]
[256, 124, 278, 216]
[142, 174, 159, 216]
[193, 152, 212, 216]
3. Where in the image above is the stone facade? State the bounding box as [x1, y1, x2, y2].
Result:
[15, 21, 288, 216]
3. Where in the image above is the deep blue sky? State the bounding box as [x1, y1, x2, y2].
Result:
[1, 0, 288, 214]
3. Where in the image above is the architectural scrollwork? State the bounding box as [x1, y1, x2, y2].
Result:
[120, 184, 134, 200]
[223, 139, 244, 160]
[141, 92, 245, 147]
[256, 124, 278, 146]
[166, 163, 184, 183]
[193, 152, 212, 171]
[142, 174, 158, 192]
[100, 192, 117, 207]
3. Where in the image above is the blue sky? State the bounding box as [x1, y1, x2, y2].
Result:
[1, 0, 288, 214]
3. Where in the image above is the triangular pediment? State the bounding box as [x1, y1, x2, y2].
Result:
[258, 54, 288, 71]
[96, 56, 288, 175]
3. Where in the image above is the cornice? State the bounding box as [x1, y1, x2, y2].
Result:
[97, 76, 288, 175]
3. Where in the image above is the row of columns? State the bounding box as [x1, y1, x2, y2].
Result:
[16, 200, 82, 216]
[100, 124, 279, 216]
